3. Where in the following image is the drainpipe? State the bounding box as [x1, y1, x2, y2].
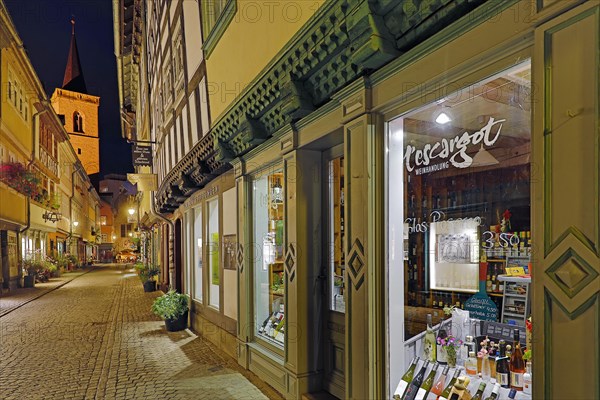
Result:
[150, 190, 174, 290]
[68, 163, 82, 260]
[19, 104, 50, 270]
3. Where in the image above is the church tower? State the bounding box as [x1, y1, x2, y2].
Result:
[51, 18, 100, 176]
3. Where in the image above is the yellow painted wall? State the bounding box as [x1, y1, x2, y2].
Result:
[206, 0, 324, 122]
[0, 186, 27, 225]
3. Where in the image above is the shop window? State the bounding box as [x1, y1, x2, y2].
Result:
[193, 206, 203, 302]
[253, 169, 285, 348]
[207, 198, 220, 308]
[387, 61, 531, 396]
[328, 156, 345, 312]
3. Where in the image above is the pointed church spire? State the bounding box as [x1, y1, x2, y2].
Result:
[62, 17, 88, 94]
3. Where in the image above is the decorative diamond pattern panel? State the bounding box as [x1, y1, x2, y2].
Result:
[348, 238, 365, 291]
[237, 243, 244, 273]
[285, 243, 296, 282]
[546, 248, 599, 298]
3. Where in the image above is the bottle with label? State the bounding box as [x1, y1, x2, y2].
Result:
[486, 265, 492, 292]
[393, 356, 419, 399]
[461, 335, 475, 364]
[437, 368, 461, 400]
[523, 361, 532, 395]
[423, 315, 437, 362]
[402, 361, 429, 400]
[471, 382, 487, 400]
[490, 266, 497, 292]
[510, 329, 525, 391]
[496, 341, 510, 388]
[430, 365, 450, 397]
[437, 321, 448, 365]
[465, 351, 478, 376]
[484, 382, 501, 400]
[447, 376, 470, 400]
[414, 363, 439, 400]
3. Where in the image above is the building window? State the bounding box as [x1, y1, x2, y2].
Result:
[121, 224, 126, 238]
[253, 169, 285, 349]
[386, 60, 532, 395]
[78, 148, 82, 155]
[193, 206, 203, 302]
[100, 216, 107, 225]
[207, 197, 220, 309]
[201, 0, 237, 58]
[73, 112, 83, 133]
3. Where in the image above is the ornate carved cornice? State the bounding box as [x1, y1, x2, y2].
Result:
[155, 0, 486, 211]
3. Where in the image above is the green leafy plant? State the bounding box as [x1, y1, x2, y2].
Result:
[135, 263, 160, 283]
[151, 290, 189, 320]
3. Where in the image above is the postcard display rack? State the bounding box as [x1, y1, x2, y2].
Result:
[257, 173, 285, 345]
[498, 270, 531, 327]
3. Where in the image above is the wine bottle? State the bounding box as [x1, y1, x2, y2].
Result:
[414, 363, 439, 400]
[471, 382, 487, 400]
[523, 361, 532, 395]
[484, 383, 501, 400]
[486, 265, 492, 292]
[491, 266, 497, 292]
[402, 361, 429, 400]
[394, 357, 419, 399]
[431, 365, 449, 396]
[496, 341, 510, 388]
[509, 329, 525, 391]
[465, 351, 478, 376]
[437, 368, 461, 400]
[436, 321, 448, 365]
[423, 314, 437, 362]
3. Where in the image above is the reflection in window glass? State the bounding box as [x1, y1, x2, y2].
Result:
[193, 206, 203, 302]
[208, 198, 220, 308]
[253, 170, 285, 348]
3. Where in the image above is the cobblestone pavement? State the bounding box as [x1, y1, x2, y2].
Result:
[0, 265, 283, 400]
[0, 269, 91, 318]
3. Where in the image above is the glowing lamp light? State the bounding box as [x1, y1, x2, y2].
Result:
[128, 232, 133, 237]
[435, 111, 452, 125]
[112, 235, 116, 240]
[73, 221, 79, 227]
[128, 208, 135, 215]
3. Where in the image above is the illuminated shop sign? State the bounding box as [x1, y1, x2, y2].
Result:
[404, 116, 505, 174]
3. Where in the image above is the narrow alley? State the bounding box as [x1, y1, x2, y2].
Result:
[0, 266, 282, 400]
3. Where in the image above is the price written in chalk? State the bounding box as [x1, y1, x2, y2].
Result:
[464, 293, 498, 321]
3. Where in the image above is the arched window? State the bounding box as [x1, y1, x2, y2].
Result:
[73, 111, 84, 133]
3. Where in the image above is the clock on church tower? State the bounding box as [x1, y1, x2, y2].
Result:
[50, 18, 100, 176]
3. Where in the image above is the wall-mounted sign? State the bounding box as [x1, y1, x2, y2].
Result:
[132, 145, 152, 166]
[405, 116, 505, 175]
[127, 173, 157, 191]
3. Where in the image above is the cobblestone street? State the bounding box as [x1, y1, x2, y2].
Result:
[0, 265, 282, 400]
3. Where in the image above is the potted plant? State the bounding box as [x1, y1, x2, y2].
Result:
[151, 289, 189, 332]
[136, 263, 160, 292]
[21, 257, 38, 288]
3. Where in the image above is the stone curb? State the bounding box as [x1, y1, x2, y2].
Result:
[0, 266, 96, 318]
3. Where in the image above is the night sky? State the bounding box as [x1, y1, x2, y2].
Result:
[5, 0, 133, 178]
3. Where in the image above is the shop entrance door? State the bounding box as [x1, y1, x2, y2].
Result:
[321, 145, 345, 399]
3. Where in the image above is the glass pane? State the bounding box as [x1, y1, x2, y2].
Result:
[193, 206, 203, 302]
[253, 169, 285, 348]
[208, 198, 220, 308]
[388, 61, 532, 394]
[328, 156, 345, 313]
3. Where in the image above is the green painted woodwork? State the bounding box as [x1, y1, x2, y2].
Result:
[202, 0, 237, 59]
[156, 0, 489, 214]
[545, 247, 599, 298]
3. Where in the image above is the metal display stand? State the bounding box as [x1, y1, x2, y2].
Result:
[498, 267, 531, 327]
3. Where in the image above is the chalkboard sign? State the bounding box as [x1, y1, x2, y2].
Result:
[465, 292, 498, 321]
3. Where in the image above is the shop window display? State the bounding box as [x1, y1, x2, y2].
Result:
[253, 170, 285, 347]
[328, 156, 345, 312]
[208, 198, 219, 308]
[388, 61, 532, 399]
[193, 206, 203, 302]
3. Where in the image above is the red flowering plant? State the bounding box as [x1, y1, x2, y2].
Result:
[0, 162, 47, 203]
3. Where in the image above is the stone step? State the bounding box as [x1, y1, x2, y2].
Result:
[301, 391, 339, 400]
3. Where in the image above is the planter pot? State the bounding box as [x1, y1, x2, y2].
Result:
[164, 310, 188, 332]
[143, 280, 157, 292]
[23, 275, 35, 288]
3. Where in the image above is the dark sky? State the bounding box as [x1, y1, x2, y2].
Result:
[5, 0, 133, 178]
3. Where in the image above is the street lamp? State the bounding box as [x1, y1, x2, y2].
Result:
[73, 221, 79, 227]
[128, 208, 135, 216]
